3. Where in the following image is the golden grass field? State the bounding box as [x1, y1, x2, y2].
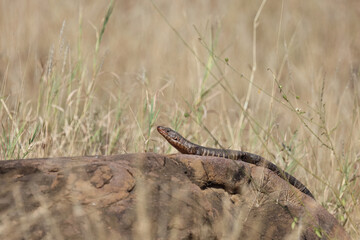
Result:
[0, 0, 359, 238]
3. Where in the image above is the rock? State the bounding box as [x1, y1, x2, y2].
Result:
[0, 153, 349, 240]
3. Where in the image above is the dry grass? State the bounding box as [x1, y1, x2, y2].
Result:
[0, 0, 359, 238]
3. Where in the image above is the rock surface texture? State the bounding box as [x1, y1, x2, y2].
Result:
[0, 153, 349, 240]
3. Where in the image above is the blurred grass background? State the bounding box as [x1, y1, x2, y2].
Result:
[0, 0, 359, 237]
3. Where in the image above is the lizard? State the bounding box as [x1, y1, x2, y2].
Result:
[157, 126, 314, 199]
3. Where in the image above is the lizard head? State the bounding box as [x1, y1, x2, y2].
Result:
[157, 126, 187, 153]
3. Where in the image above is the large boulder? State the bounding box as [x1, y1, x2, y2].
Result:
[0, 153, 349, 240]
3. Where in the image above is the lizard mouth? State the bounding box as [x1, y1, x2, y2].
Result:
[157, 126, 166, 136]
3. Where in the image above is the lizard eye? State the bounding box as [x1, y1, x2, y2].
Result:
[166, 130, 170, 133]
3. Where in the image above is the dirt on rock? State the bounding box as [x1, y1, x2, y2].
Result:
[0, 153, 350, 240]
